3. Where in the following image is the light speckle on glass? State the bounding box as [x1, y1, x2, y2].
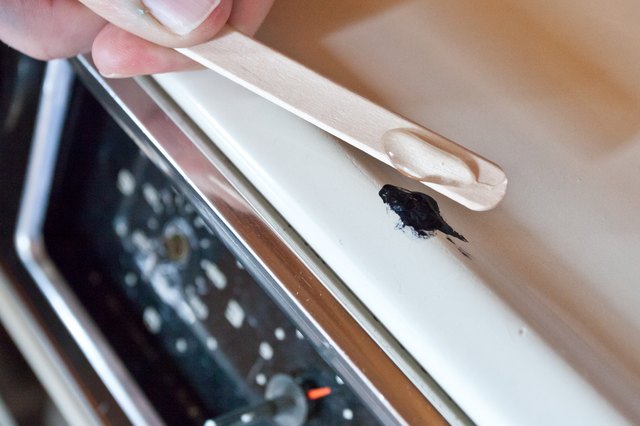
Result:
[274, 327, 286, 341]
[114, 220, 128, 237]
[188, 295, 209, 320]
[177, 303, 196, 324]
[117, 169, 136, 196]
[259, 342, 274, 360]
[143, 307, 162, 333]
[255, 373, 267, 386]
[201, 259, 227, 290]
[194, 216, 205, 229]
[343, 408, 354, 420]
[225, 299, 245, 329]
[124, 272, 138, 287]
[143, 183, 163, 214]
[206, 336, 218, 351]
[176, 338, 188, 353]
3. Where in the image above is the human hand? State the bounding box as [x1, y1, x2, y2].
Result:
[0, 0, 274, 77]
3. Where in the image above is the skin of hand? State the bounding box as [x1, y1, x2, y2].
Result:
[0, 0, 274, 77]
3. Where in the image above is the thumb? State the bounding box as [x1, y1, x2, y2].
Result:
[78, 0, 232, 48]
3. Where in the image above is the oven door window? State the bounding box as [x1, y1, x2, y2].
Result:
[42, 81, 382, 426]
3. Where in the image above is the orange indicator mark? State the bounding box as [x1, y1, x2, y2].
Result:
[306, 387, 332, 401]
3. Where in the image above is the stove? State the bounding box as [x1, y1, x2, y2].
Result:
[2, 1, 639, 425]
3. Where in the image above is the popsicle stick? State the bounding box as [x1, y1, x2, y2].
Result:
[178, 27, 507, 211]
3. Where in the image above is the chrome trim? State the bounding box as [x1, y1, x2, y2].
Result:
[0, 267, 101, 426]
[15, 60, 164, 426]
[70, 56, 457, 425]
[0, 394, 17, 426]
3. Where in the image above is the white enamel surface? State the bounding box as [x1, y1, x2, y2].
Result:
[154, 1, 640, 424]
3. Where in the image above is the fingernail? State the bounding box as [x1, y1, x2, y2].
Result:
[142, 0, 222, 36]
[102, 72, 127, 79]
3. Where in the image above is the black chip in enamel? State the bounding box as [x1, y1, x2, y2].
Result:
[379, 184, 467, 242]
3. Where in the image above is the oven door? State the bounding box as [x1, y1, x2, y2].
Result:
[2, 56, 453, 426]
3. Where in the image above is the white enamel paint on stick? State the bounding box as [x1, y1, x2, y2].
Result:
[179, 27, 507, 211]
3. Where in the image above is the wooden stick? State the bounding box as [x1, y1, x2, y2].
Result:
[178, 27, 507, 211]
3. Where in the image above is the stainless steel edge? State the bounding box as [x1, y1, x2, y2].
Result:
[0, 382, 18, 426]
[0, 266, 99, 426]
[71, 55, 456, 426]
[14, 60, 165, 426]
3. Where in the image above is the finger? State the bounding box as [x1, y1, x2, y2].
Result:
[78, 0, 232, 48]
[92, 0, 276, 78]
[92, 24, 201, 78]
[228, 0, 276, 35]
[0, 0, 105, 60]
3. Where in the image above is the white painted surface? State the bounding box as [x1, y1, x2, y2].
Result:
[154, 1, 640, 424]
